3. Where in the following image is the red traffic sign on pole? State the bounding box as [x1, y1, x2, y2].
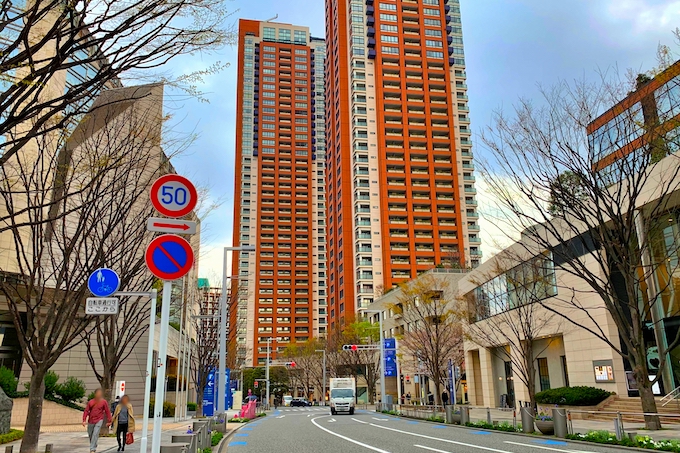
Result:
[150, 174, 198, 218]
[145, 234, 194, 280]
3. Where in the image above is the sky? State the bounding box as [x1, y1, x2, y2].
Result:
[162, 0, 680, 281]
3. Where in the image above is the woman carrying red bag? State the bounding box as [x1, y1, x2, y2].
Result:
[111, 395, 136, 451]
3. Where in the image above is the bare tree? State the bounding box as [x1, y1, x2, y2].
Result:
[478, 69, 680, 429]
[190, 287, 219, 416]
[0, 0, 234, 167]
[465, 256, 559, 410]
[333, 321, 381, 403]
[393, 274, 464, 406]
[0, 84, 171, 453]
[282, 339, 324, 400]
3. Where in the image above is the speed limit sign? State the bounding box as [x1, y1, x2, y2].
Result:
[150, 174, 198, 218]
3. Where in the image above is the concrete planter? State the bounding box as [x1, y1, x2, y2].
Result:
[535, 420, 555, 435]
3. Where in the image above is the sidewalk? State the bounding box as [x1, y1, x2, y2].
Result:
[5, 419, 202, 453]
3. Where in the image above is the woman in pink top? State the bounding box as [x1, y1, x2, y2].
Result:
[83, 389, 112, 453]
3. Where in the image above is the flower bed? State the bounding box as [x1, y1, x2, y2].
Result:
[568, 431, 680, 452]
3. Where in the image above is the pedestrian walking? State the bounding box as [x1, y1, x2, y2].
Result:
[428, 392, 434, 405]
[112, 395, 136, 451]
[406, 392, 411, 404]
[111, 395, 120, 413]
[83, 389, 112, 453]
[442, 391, 449, 406]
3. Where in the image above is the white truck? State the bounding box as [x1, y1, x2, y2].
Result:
[329, 377, 356, 415]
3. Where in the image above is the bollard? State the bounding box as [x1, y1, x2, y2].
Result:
[5, 446, 12, 453]
[486, 407, 492, 425]
[445, 405, 454, 424]
[44, 445, 53, 453]
[520, 406, 535, 433]
[460, 406, 470, 425]
[553, 408, 568, 438]
[513, 409, 517, 430]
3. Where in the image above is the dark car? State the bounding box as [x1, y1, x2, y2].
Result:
[290, 398, 311, 407]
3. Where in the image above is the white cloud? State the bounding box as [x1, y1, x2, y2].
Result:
[604, 0, 680, 33]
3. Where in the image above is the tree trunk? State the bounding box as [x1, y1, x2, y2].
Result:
[20, 368, 47, 453]
[99, 374, 114, 436]
[633, 362, 661, 430]
[434, 381, 442, 406]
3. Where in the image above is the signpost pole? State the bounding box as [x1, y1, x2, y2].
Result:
[151, 281, 173, 451]
[396, 339, 402, 406]
[218, 248, 228, 414]
[379, 313, 385, 405]
[139, 289, 157, 453]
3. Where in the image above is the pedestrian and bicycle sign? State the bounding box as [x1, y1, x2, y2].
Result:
[88, 268, 120, 297]
[150, 174, 198, 218]
[145, 234, 195, 280]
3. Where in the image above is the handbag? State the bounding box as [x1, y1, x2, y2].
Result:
[126, 432, 134, 445]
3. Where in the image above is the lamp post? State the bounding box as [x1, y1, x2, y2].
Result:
[360, 309, 385, 406]
[315, 349, 326, 405]
[218, 246, 255, 414]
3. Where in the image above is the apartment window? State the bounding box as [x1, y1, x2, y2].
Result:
[426, 51, 444, 59]
[351, 4, 363, 12]
[279, 29, 292, 42]
[294, 30, 307, 43]
[263, 45, 275, 52]
[537, 358, 551, 391]
[263, 69, 275, 75]
[379, 3, 397, 10]
[295, 56, 307, 62]
[263, 27, 275, 40]
[381, 35, 399, 43]
[423, 8, 439, 16]
[263, 61, 276, 67]
[424, 18, 441, 26]
[452, 47, 465, 55]
[295, 103, 308, 108]
[382, 46, 399, 55]
[295, 64, 308, 70]
[423, 0, 439, 4]
[380, 24, 398, 32]
[295, 48, 307, 55]
[352, 36, 364, 45]
[380, 13, 397, 21]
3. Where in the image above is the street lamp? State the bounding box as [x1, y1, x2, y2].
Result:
[359, 308, 385, 407]
[218, 245, 255, 414]
[315, 349, 326, 406]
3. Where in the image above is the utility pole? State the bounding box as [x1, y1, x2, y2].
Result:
[266, 338, 271, 409]
[315, 349, 326, 405]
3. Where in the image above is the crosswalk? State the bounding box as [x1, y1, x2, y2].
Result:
[279, 407, 330, 412]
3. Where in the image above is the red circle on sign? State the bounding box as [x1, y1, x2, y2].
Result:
[150, 174, 198, 218]
[145, 234, 195, 280]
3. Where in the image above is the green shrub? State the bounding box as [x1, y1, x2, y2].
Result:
[567, 431, 636, 448]
[187, 402, 197, 411]
[535, 386, 612, 406]
[0, 367, 17, 396]
[55, 377, 86, 403]
[211, 431, 223, 446]
[44, 371, 59, 396]
[202, 448, 212, 453]
[0, 429, 23, 444]
[148, 400, 176, 417]
[426, 415, 445, 423]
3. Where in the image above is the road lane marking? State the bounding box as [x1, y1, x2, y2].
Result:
[504, 441, 596, 453]
[415, 445, 451, 453]
[329, 418, 337, 422]
[352, 418, 369, 424]
[277, 415, 285, 419]
[368, 423, 513, 453]
[372, 417, 389, 421]
[311, 417, 392, 453]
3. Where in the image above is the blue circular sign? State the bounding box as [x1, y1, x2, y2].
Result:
[88, 268, 121, 297]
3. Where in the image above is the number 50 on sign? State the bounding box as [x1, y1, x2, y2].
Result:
[150, 174, 198, 218]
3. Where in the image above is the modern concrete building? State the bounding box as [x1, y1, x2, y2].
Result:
[230, 19, 328, 367]
[464, 61, 680, 409]
[324, 0, 480, 328]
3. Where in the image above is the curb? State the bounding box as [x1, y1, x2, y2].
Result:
[377, 411, 655, 453]
[219, 414, 268, 453]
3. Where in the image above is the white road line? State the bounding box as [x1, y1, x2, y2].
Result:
[329, 418, 337, 422]
[277, 415, 285, 419]
[372, 417, 389, 421]
[504, 441, 596, 453]
[415, 445, 451, 453]
[369, 423, 513, 453]
[352, 418, 369, 424]
[311, 417, 392, 453]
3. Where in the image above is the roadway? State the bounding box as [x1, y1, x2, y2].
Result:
[226, 407, 622, 453]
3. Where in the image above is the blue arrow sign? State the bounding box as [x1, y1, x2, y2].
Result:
[88, 268, 120, 298]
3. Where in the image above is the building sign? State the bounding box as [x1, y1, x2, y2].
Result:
[593, 360, 615, 382]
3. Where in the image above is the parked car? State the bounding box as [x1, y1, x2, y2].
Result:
[290, 398, 311, 407]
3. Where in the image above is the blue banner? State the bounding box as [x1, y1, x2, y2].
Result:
[384, 338, 397, 377]
[447, 359, 455, 401]
[203, 368, 215, 417]
[224, 369, 232, 410]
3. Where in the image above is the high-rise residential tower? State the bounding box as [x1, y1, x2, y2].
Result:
[230, 19, 327, 367]
[325, 0, 480, 327]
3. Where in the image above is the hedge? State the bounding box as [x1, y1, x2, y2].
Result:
[211, 431, 223, 446]
[0, 430, 24, 444]
[535, 386, 612, 406]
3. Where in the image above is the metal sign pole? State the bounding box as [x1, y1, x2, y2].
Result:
[152, 281, 173, 451]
